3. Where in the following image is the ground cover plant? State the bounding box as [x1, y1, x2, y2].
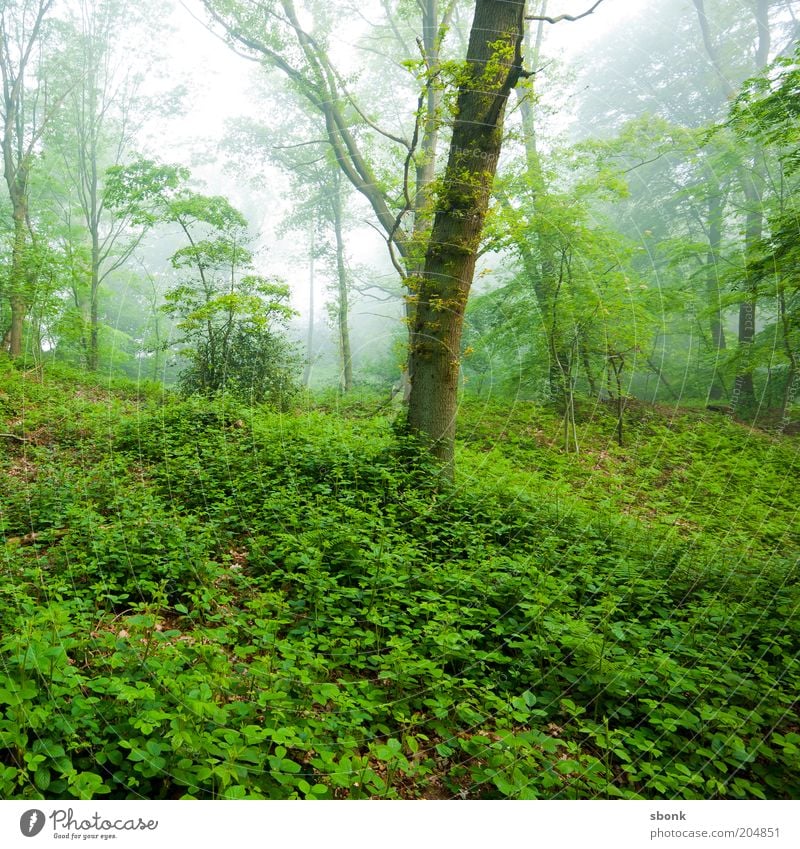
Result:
[1, 362, 798, 800]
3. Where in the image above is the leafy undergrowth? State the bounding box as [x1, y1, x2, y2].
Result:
[456, 397, 800, 559]
[1, 365, 799, 800]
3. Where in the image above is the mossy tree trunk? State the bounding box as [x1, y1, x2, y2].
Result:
[406, 0, 527, 476]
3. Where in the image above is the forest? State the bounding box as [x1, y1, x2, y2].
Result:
[0, 0, 798, 801]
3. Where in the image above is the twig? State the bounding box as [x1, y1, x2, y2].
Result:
[0, 433, 28, 443]
[527, 0, 607, 24]
[6, 528, 68, 546]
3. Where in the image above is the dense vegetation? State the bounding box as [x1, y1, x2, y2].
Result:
[0, 0, 798, 806]
[1, 361, 798, 799]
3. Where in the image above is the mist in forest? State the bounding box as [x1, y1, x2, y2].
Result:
[0, 0, 792, 420]
[2, 0, 800, 810]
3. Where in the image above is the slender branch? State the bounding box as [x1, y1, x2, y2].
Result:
[0, 432, 27, 442]
[392, 84, 428, 244]
[526, 0, 607, 24]
[365, 218, 406, 279]
[272, 138, 329, 150]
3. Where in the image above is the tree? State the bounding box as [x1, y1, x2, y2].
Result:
[574, 0, 795, 409]
[225, 105, 356, 392]
[0, 0, 61, 357]
[47, 0, 175, 371]
[327, 167, 353, 392]
[200, 0, 462, 385]
[405, 0, 528, 474]
[692, 0, 776, 412]
[202, 0, 618, 473]
[106, 159, 298, 403]
[729, 50, 800, 426]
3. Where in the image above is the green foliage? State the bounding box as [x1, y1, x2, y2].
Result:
[107, 159, 302, 404]
[471, 155, 657, 403]
[1, 367, 797, 800]
[103, 158, 189, 226]
[163, 263, 299, 407]
[729, 50, 800, 172]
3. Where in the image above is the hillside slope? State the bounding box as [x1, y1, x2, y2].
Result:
[1, 364, 798, 800]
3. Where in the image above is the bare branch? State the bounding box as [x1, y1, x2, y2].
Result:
[526, 0, 607, 24]
[272, 139, 329, 150]
[392, 84, 428, 244]
[0, 432, 27, 443]
[336, 82, 411, 150]
[365, 219, 407, 280]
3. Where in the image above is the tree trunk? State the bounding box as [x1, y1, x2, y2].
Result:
[778, 288, 798, 425]
[402, 0, 457, 399]
[331, 179, 353, 392]
[302, 224, 315, 388]
[705, 182, 726, 401]
[89, 225, 100, 371]
[88, 110, 101, 372]
[407, 0, 527, 476]
[1, 2, 53, 358]
[89, 292, 99, 371]
[732, 163, 764, 413]
[8, 295, 25, 357]
[581, 340, 598, 396]
[7, 202, 28, 357]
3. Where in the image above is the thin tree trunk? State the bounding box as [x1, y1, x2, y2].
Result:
[88, 105, 101, 372]
[331, 177, 353, 392]
[302, 224, 315, 388]
[407, 0, 527, 476]
[647, 354, 679, 401]
[609, 355, 624, 446]
[705, 182, 726, 401]
[581, 341, 598, 396]
[733, 164, 764, 412]
[7, 202, 28, 357]
[89, 290, 99, 371]
[778, 288, 798, 424]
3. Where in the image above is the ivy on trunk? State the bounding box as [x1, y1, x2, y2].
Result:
[406, 0, 528, 477]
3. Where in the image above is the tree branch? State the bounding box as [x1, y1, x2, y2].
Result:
[526, 0, 607, 24]
[0, 432, 27, 443]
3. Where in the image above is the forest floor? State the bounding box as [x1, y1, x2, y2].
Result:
[1, 361, 798, 800]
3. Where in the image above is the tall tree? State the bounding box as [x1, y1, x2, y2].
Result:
[405, 0, 528, 474]
[106, 159, 297, 401]
[328, 167, 353, 392]
[0, 0, 58, 356]
[224, 106, 356, 392]
[49, 0, 174, 370]
[200, 0, 459, 321]
[692, 0, 774, 411]
[729, 48, 800, 423]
